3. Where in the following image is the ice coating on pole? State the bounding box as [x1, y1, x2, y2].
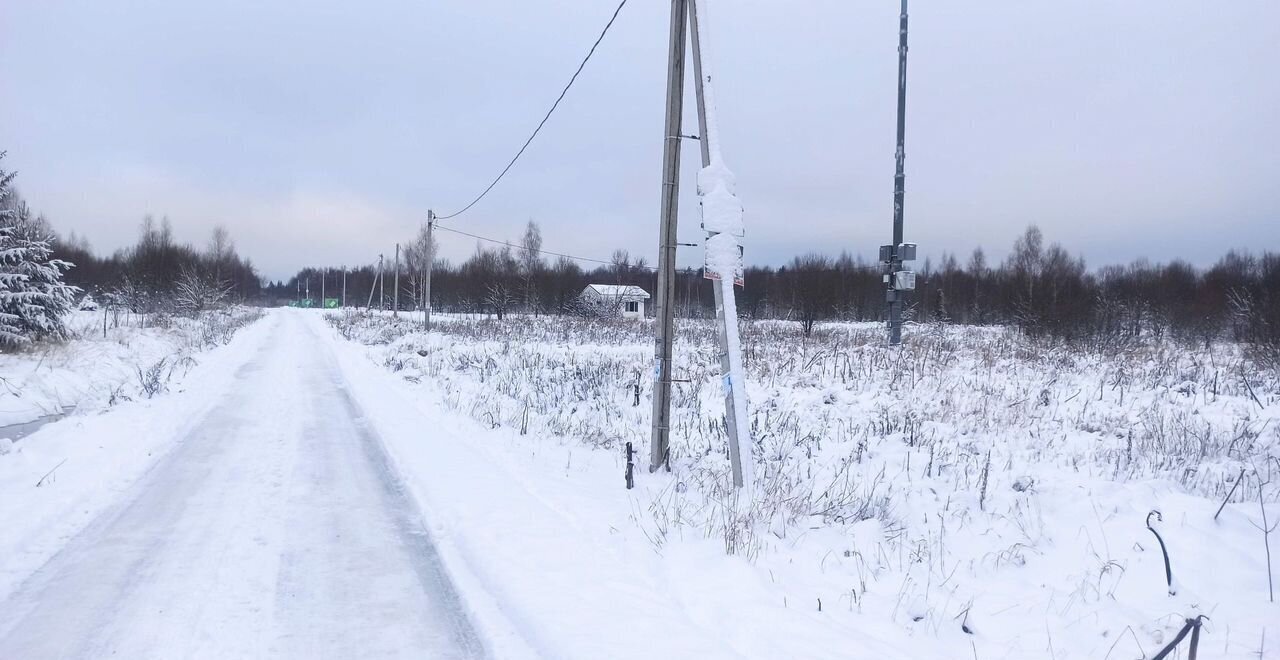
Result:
[698, 164, 744, 238]
[693, 0, 744, 276]
[704, 233, 742, 285]
[692, 0, 753, 493]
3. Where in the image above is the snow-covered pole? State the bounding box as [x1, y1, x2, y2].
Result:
[689, 0, 754, 493]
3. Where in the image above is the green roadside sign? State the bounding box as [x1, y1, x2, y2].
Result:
[287, 298, 339, 308]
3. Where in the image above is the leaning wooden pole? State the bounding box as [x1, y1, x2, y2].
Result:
[690, 0, 753, 492]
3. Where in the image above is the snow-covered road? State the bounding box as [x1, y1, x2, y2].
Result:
[0, 312, 485, 659]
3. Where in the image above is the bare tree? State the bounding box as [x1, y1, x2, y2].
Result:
[520, 220, 543, 314]
[486, 281, 515, 320]
[207, 225, 234, 281]
[402, 222, 436, 310]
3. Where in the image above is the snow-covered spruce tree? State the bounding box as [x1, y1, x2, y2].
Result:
[0, 153, 79, 349]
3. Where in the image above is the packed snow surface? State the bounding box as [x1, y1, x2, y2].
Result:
[0, 312, 494, 658]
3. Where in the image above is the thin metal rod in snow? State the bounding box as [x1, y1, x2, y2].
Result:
[1146, 510, 1175, 595]
[1214, 466, 1247, 521]
[689, 0, 753, 493]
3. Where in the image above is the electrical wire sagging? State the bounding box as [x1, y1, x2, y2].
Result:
[433, 222, 656, 271]
[436, 0, 629, 221]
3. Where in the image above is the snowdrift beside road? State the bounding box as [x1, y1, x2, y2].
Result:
[0, 307, 268, 601]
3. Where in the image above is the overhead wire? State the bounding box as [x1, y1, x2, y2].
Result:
[434, 222, 657, 271]
[435, 0, 629, 221]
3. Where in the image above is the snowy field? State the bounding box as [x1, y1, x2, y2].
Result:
[1, 307, 1274, 658]
[332, 310, 1280, 659]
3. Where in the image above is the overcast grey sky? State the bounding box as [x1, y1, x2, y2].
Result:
[2, 0, 1277, 281]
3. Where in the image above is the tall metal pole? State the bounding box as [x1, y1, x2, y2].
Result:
[650, 0, 689, 473]
[424, 210, 435, 330]
[393, 243, 400, 318]
[689, 0, 750, 490]
[886, 0, 910, 346]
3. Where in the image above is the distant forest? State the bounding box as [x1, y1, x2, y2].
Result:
[271, 221, 1279, 356]
[5, 172, 1275, 355]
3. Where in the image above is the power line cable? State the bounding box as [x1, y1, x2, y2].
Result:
[434, 222, 656, 271]
[436, 0, 629, 221]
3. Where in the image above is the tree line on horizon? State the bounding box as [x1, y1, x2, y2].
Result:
[2, 152, 1275, 358]
[1, 153, 262, 332]
[276, 220, 1279, 360]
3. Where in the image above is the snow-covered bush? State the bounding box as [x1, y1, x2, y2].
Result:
[172, 265, 232, 313]
[193, 306, 264, 347]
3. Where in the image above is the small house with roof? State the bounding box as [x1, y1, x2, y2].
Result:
[579, 284, 650, 319]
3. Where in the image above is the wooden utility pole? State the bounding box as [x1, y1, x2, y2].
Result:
[649, 0, 690, 474]
[378, 254, 386, 312]
[368, 255, 382, 309]
[424, 210, 435, 330]
[393, 243, 400, 318]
